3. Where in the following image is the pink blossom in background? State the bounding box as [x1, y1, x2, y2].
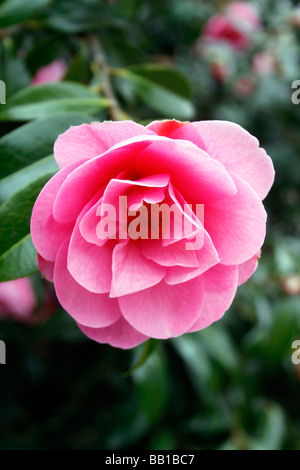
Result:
[31, 60, 67, 85]
[226, 2, 261, 30]
[252, 52, 275, 76]
[0, 278, 58, 324]
[202, 2, 261, 52]
[31, 119, 274, 349]
[0, 278, 36, 322]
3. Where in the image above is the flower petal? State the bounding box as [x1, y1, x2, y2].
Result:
[135, 138, 237, 204]
[54, 239, 121, 327]
[67, 196, 114, 294]
[188, 264, 238, 332]
[78, 316, 148, 349]
[204, 174, 267, 265]
[119, 277, 204, 339]
[238, 252, 260, 286]
[192, 120, 275, 200]
[110, 241, 166, 297]
[54, 120, 154, 168]
[141, 238, 200, 267]
[164, 231, 219, 284]
[31, 160, 86, 261]
[37, 254, 55, 282]
[53, 136, 163, 223]
[147, 119, 205, 147]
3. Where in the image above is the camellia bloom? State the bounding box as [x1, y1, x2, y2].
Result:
[0, 278, 36, 322]
[202, 1, 261, 52]
[31, 60, 67, 85]
[31, 119, 274, 349]
[0, 278, 57, 324]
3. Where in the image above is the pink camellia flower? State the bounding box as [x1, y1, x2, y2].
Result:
[226, 2, 261, 30]
[0, 278, 58, 324]
[31, 119, 274, 349]
[202, 2, 261, 51]
[31, 60, 67, 85]
[0, 278, 36, 322]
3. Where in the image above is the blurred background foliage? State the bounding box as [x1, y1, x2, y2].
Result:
[0, 0, 300, 450]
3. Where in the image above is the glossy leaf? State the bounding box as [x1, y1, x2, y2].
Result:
[0, 0, 52, 27]
[0, 82, 110, 121]
[0, 113, 93, 178]
[0, 172, 56, 258]
[132, 349, 169, 425]
[113, 67, 195, 120]
[0, 234, 38, 281]
[0, 155, 58, 204]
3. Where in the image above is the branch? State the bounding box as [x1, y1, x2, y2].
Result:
[89, 34, 128, 121]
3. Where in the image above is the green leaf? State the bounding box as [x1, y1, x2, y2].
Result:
[113, 66, 195, 120]
[0, 82, 110, 121]
[0, 234, 38, 281]
[123, 338, 160, 377]
[171, 333, 214, 398]
[26, 34, 66, 75]
[44, 0, 128, 33]
[132, 349, 169, 425]
[0, 172, 55, 258]
[0, 38, 30, 98]
[199, 325, 239, 372]
[0, 113, 93, 178]
[64, 44, 91, 83]
[249, 403, 286, 450]
[128, 64, 193, 99]
[0, 155, 58, 203]
[0, 0, 52, 27]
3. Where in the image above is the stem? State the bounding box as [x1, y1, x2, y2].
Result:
[89, 34, 128, 121]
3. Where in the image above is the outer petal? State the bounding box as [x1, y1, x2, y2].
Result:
[237, 251, 260, 286]
[192, 120, 275, 200]
[54, 121, 154, 168]
[187, 264, 238, 332]
[147, 120, 205, 148]
[53, 136, 163, 223]
[54, 239, 121, 328]
[67, 193, 114, 294]
[204, 174, 267, 265]
[110, 241, 166, 297]
[37, 254, 55, 282]
[78, 316, 148, 349]
[31, 160, 86, 261]
[119, 277, 204, 339]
